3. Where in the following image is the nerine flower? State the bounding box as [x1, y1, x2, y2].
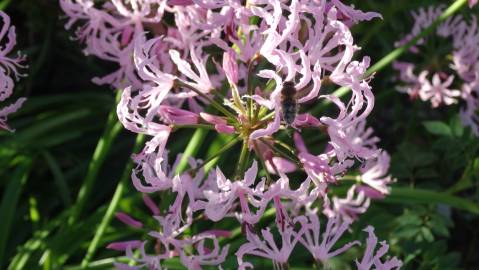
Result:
[394, 5, 479, 134]
[60, 0, 167, 89]
[356, 226, 403, 270]
[359, 151, 394, 196]
[0, 11, 26, 131]
[107, 0, 401, 268]
[295, 213, 359, 263]
[323, 185, 370, 222]
[236, 225, 303, 270]
[418, 72, 461, 108]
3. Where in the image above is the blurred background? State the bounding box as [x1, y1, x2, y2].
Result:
[0, 0, 478, 269]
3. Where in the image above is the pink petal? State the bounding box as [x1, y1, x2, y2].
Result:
[115, 212, 143, 228]
[107, 240, 143, 251]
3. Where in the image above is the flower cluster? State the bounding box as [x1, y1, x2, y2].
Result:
[60, 0, 402, 268]
[60, 0, 166, 89]
[0, 11, 26, 132]
[393, 5, 479, 135]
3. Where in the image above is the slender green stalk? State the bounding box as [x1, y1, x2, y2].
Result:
[0, 159, 32, 267]
[272, 139, 297, 155]
[172, 124, 215, 131]
[68, 92, 123, 225]
[174, 128, 209, 175]
[333, 184, 479, 215]
[387, 187, 479, 215]
[177, 81, 238, 121]
[186, 136, 240, 174]
[80, 134, 145, 268]
[314, 0, 468, 112]
[234, 140, 250, 179]
[253, 141, 272, 186]
[247, 55, 260, 122]
[204, 134, 231, 172]
[259, 138, 300, 166]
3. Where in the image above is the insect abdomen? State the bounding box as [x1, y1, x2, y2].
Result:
[281, 98, 297, 125]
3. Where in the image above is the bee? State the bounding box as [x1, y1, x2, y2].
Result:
[280, 81, 298, 126]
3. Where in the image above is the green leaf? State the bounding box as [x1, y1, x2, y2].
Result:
[450, 115, 464, 137]
[420, 227, 434, 242]
[41, 151, 71, 207]
[386, 187, 479, 215]
[0, 159, 32, 267]
[423, 121, 452, 137]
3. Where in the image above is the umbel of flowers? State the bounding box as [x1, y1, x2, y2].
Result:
[61, 0, 402, 269]
[0, 11, 27, 131]
[393, 5, 479, 136]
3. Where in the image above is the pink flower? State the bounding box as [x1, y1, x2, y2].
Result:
[0, 98, 26, 131]
[418, 72, 461, 108]
[356, 226, 403, 270]
[236, 225, 303, 269]
[0, 12, 26, 80]
[113, 242, 162, 270]
[392, 62, 422, 99]
[202, 161, 259, 222]
[0, 11, 27, 131]
[59, 0, 166, 89]
[359, 151, 394, 196]
[294, 132, 338, 185]
[469, 0, 478, 8]
[394, 5, 479, 136]
[323, 185, 370, 222]
[223, 49, 239, 85]
[200, 112, 235, 134]
[179, 234, 230, 270]
[295, 213, 360, 263]
[330, 0, 382, 26]
[128, 128, 172, 193]
[106, 1, 398, 268]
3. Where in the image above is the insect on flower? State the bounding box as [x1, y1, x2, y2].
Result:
[280, 81, 298, 127]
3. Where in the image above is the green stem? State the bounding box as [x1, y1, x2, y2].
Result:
[186, 136, 240, 174]
[253, 141, 273, 189]
[177, 81, 238, 121]
[334, 185, 479, 215]
[204, 134, 231, 172]
[235, 140, 250, 179]
[80, 134, 145, 268]
[386, 187, 479, 215]
[247, 55, 260, 123]
[172, 124, 215, 131]
[272, 139, 297, 155]
[174, 128, 209, 175]
[259, 138, 300, 166]
[68, 91, 123, 225]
